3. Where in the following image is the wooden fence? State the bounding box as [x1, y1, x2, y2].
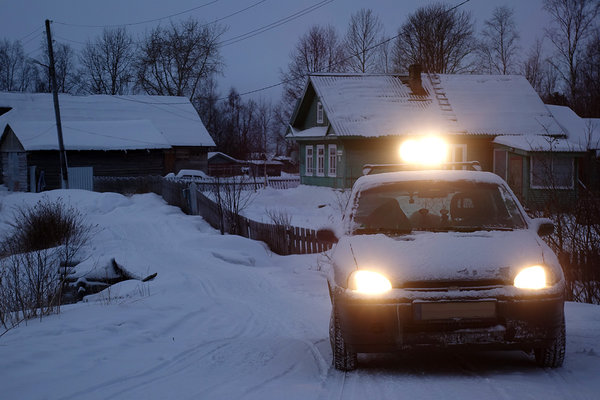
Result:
[94, 176, 331, 256]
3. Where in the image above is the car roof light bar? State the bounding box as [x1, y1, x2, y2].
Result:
[362, 161, 482, 175]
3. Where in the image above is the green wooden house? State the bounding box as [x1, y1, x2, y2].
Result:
[287, 68, 585, 208]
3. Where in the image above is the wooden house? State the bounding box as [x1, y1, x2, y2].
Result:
[0, 93, 215, 191]
[287, 67, 585, 208]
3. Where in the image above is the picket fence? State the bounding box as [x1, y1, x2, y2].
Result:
[94, 176, 331, 256]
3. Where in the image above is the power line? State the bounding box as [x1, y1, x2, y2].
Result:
[62, 124, 172, 146]
[219, 0, 471, 99]
[53, 0, 220, 28]
[219, 0, 334, 47]
[18, 27, 43, 42]
[50, 0, 269, 48]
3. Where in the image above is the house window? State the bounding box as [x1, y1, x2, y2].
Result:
[328, 144, 337, 177]
[317, 101, 324, 124]
[530, 155, 574, 189]
[317, 145, 325, 176]
[493, 149, 508, 181]
[305, 145, 314, 175]
[449, 144, 467, 169]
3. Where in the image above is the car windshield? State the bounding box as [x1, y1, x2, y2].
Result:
[351, 180, 526, 234]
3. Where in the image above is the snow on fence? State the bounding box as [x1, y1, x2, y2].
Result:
[94, 176, 330, 256]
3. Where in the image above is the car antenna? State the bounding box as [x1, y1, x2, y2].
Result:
[350, 243, 359, 270]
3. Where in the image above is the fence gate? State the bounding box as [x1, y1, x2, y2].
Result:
[68, 167, 94, 190]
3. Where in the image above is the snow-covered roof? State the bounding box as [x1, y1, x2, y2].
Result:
[309, 74, 460, 138]
[208, 151, 240, 162]
[7, 120, 170, 151]
[288, 126, 328, 138]
[293, 73, 564, 139]
[438, 74, 562, 136]
[546, 104, 600, 150]
[493, 135, 586, 152]
[0, 92, 215, 151]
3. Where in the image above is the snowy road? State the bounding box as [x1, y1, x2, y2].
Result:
[0, 190, 599, 400]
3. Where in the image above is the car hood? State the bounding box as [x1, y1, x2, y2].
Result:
[330, 229, 562, 287]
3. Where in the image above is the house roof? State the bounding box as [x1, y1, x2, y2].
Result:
[292, 73, 564, 139]
[6, 120, 170, 151]
[0, 92, 215, 151]
[546, 104, 600, 150]
[438, 74, 562, 136]
[493, 135, 586, 153]
[308, 74, 460, 138]
[208, 151, 240, 163]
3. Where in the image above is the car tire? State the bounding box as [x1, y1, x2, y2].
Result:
[534, 317, 565, 368]
[330, 304, 357, 371]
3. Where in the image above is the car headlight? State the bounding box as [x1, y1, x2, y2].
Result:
[349, 270, 392, 294]
[514, 265, 547, 289]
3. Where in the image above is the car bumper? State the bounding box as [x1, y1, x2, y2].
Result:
[332, 288, 565, 353]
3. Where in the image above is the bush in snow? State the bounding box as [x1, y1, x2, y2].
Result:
[0, 197, 94, 331]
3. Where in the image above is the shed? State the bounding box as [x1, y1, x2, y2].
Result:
[0, 92, 215, 191]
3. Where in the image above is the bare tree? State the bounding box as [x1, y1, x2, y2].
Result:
[579, 29, 600, 117]
[522, 38, 560, 100]
[344, 8, 384, 73]
[36, 40, 79, 93]
[392, 3, 475, 73]
[79, 27, 135, 95]
[476, 6, 520, 74]
[256, 99, 273, 155]
[136, 18, 225, 99]
[543, 0, 600, 105]
[0, 39, 36, 91]
[280, 24, 347, 110]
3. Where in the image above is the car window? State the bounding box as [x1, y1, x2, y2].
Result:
[351, 180, 526, 234]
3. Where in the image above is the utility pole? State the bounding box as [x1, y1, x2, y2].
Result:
[45, 19, 69, 189]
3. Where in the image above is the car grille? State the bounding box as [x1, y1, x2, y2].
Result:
[399, 279, 507, 292]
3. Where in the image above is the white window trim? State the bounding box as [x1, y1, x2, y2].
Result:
[316, 101, 324, 124]
[305, 145, 314, 176]
[530, 155, 574, 190]
[328, 144, 337, 177]
[450, 143, 467, 162]
[316, 144, 325, 177]
[493, 148, 508, 181]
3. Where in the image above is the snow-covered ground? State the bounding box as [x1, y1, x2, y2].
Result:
[241, 184, 348, 229]
[0, 188, 599, 400]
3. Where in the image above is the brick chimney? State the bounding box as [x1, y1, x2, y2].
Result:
[408, 64, 426, 96]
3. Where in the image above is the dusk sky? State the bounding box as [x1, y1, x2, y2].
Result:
[1, 0, 550, 101]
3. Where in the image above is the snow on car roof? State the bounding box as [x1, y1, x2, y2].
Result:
[353, 169, 506, 193]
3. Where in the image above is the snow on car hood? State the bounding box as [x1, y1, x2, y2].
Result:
[331, 229, 562, 287]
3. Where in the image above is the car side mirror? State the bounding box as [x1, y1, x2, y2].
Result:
[317, 228, 338, 244]
[531, 218, 554, 237]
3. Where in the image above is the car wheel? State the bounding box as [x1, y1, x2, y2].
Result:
[534, 317, 565, 368]
[329, 304, 357, 371]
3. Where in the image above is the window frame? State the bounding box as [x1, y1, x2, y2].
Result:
[316, 101, 324, 124]
[328, 144, 337, 177]
[530, 154, 574, 189]
[305, 145, 314, 176]
[493, 148, 508, 181]
[316, 144, 325, 177]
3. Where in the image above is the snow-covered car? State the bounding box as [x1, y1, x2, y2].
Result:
[318, 167, 565, 371]
[175, 169, 210, 181]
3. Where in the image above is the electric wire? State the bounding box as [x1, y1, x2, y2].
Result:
[219, 0, 334, 47]
[219, 0, 471, 99]
[53, 0, 220, 28]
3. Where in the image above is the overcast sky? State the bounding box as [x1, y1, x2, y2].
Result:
[1, 0, 550, 101]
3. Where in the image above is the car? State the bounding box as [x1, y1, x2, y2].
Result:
[175, 169, 211, 181]
[318, 162, 565, 371]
